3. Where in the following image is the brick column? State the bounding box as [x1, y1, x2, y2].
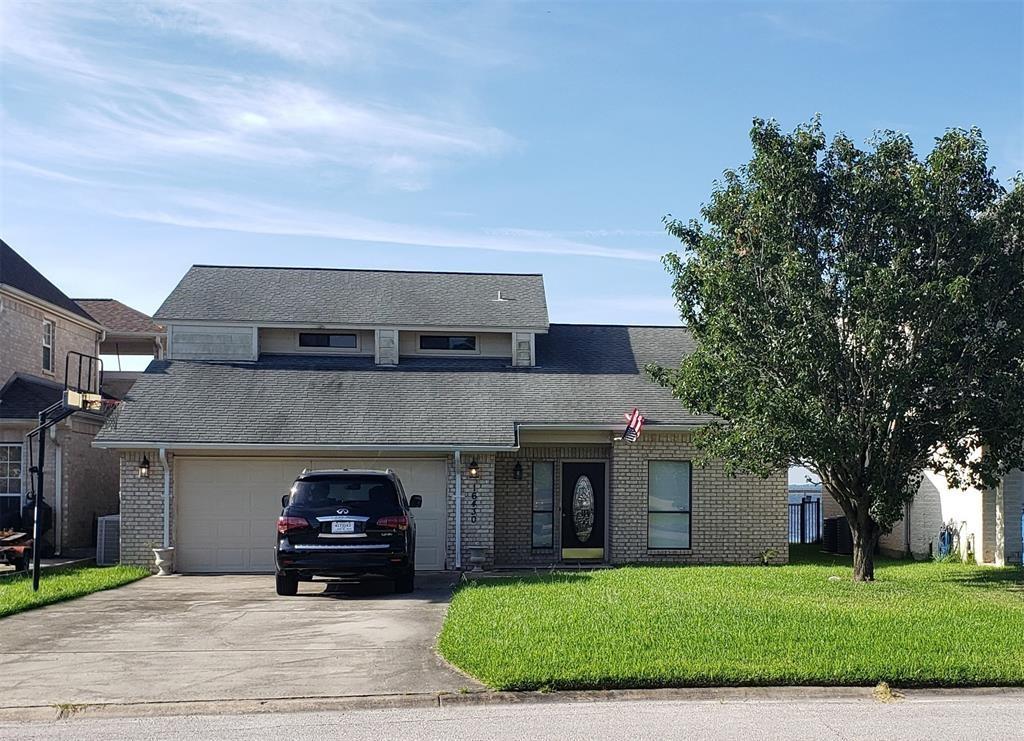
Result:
[119, 450, 173, 567]
[445, 453, 495, 569]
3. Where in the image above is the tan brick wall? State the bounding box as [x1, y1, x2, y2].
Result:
[445, 454, 495, 569]
[0, 420, 117, 555]
[0, 291, 101, 389]
[609, 433, 788, 565]
[119, 450, 172, 568]
[60, 417, 119, 551]
[494, 445, 611, 567]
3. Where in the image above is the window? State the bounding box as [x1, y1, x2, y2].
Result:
[42, 320, 54, 372]
[531, 462, 554, 548]
[419, 335, 477, 352]
[298, 332, 358, 349]
[0, 445, 23, 525]
[648, 461, 691, 549]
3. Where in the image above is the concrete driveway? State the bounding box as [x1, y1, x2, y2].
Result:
[0, 573, 480, 709]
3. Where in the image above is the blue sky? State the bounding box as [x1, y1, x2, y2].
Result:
[2, 1, 1021, 327]
[4, 2, 1018, 483]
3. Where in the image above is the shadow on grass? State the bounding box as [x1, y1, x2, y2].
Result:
[938, 567, 1024, 593]
[457, 571, 596, 593]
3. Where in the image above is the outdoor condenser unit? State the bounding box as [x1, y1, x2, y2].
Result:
[96, 514, 120, 566]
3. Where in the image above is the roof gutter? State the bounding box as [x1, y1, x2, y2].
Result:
[92, 424, 707, 452]
[91, 441, 519, 452]
[0, 284, 105, 332]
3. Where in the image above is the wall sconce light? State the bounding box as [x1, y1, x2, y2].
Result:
[138, 455, 151, 478]
[467, 459, 480, 479]
[513, 461, 523, 481]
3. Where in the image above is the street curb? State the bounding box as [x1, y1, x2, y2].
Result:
[2, 686, 1024, 723]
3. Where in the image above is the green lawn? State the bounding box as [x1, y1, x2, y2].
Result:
[437, 547, 1024, 690]
[0, 565, 149, 618]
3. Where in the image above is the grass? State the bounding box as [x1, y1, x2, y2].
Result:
[437, 546, 1024, 690]
[0, 565, 149, 618]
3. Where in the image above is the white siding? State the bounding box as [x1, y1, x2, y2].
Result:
[168, 324, 256, 360]
[399, 331, 512, 358]
[258, 327, 374, 355]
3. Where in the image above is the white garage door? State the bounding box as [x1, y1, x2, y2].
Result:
[175, 457, 447, 573]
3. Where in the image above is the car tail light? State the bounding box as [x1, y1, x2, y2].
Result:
[277, 516, 310, 534]
[376, 515, 409, 531]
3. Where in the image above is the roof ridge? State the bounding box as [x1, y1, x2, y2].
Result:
[188, 264, 544, 277]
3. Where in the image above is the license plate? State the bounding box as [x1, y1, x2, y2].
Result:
[331, 521, 355, 534]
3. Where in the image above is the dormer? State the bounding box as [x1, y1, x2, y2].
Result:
[154, 266, 549, 366]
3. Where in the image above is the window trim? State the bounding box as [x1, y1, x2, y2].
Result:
[647, 460, 693, 551]
[416, 333, 480, 354]
[531, 461, 555, 550]
[0, 443, 25, 508]
[295, 331, 361, 353]
[42, 319, 55, 373]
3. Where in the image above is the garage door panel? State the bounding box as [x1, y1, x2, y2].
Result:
[176, 457, 447, 573]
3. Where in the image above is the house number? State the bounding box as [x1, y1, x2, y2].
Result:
[470, 491, 478, 523]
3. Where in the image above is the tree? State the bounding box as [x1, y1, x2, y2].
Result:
[650, 118, 1024, 581]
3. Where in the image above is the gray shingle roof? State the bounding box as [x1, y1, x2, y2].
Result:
[95, 324, 706, 448]
[0, 239, 95, 321]
[0, 373, 63, 420]
[154, 265, 550, 329]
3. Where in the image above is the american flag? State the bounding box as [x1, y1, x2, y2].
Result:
[622, 408, 645, 442]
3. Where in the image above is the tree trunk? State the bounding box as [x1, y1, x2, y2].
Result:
[851, 520, 880, 582]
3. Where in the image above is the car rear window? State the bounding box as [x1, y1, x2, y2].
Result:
[288, 476, 401, 515]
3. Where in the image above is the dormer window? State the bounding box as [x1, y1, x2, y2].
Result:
[299, 332, 358, 349]
[419, 335, 477, 352]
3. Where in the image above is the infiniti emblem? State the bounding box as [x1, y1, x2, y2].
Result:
[336, 508, 349, 515]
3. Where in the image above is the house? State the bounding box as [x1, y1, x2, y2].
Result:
[0, 239, 163, 556]
[822, 469, 1024, 565]
[94, 264, 788, 572]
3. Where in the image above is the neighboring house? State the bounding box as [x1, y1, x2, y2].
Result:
[0, 239, 161, 555]
[94, 264, 788, 573]
[73, 298, 166, 400]
[821, 469, 1024, 565]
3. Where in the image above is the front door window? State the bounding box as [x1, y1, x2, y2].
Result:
[561, 462, 605, 560]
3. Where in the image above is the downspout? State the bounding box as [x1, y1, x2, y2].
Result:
[454, 450, 462, 570]
[158, 447, 170, 548]
[51, 425, 62, 555]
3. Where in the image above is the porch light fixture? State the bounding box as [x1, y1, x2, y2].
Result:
[467, 459, 480, 479]
[138, 455, 150, 478]
[513, 461, 523, 481]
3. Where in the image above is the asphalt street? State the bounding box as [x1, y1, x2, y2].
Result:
[2, 694, 1022, 740]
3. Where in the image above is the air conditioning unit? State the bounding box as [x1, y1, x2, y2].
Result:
[96, 514, 120, 566]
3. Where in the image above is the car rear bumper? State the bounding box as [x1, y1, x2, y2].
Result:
[275, 545, 411, 577]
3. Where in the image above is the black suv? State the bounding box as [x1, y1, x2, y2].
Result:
[274, 469, 420, 595]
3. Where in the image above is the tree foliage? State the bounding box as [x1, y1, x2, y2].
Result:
[651, 118, 1024, 579]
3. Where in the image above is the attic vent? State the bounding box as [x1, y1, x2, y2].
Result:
[493, 290, 514, 302]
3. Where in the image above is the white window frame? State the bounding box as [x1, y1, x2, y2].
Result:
[0, 443, 25, 515]
[415, 333, 480, 355]
[42, 319, 55, 373]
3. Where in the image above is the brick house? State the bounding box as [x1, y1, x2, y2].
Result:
[0, 239, 163, 555]
[95, 264, 787, 572]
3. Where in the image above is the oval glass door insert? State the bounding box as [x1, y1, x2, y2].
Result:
[572, 475, 595, 542]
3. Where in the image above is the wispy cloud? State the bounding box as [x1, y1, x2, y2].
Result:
[746, 10, 850, 46]
[0, 2, 513, 190]
[107, 189, 661, 262]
